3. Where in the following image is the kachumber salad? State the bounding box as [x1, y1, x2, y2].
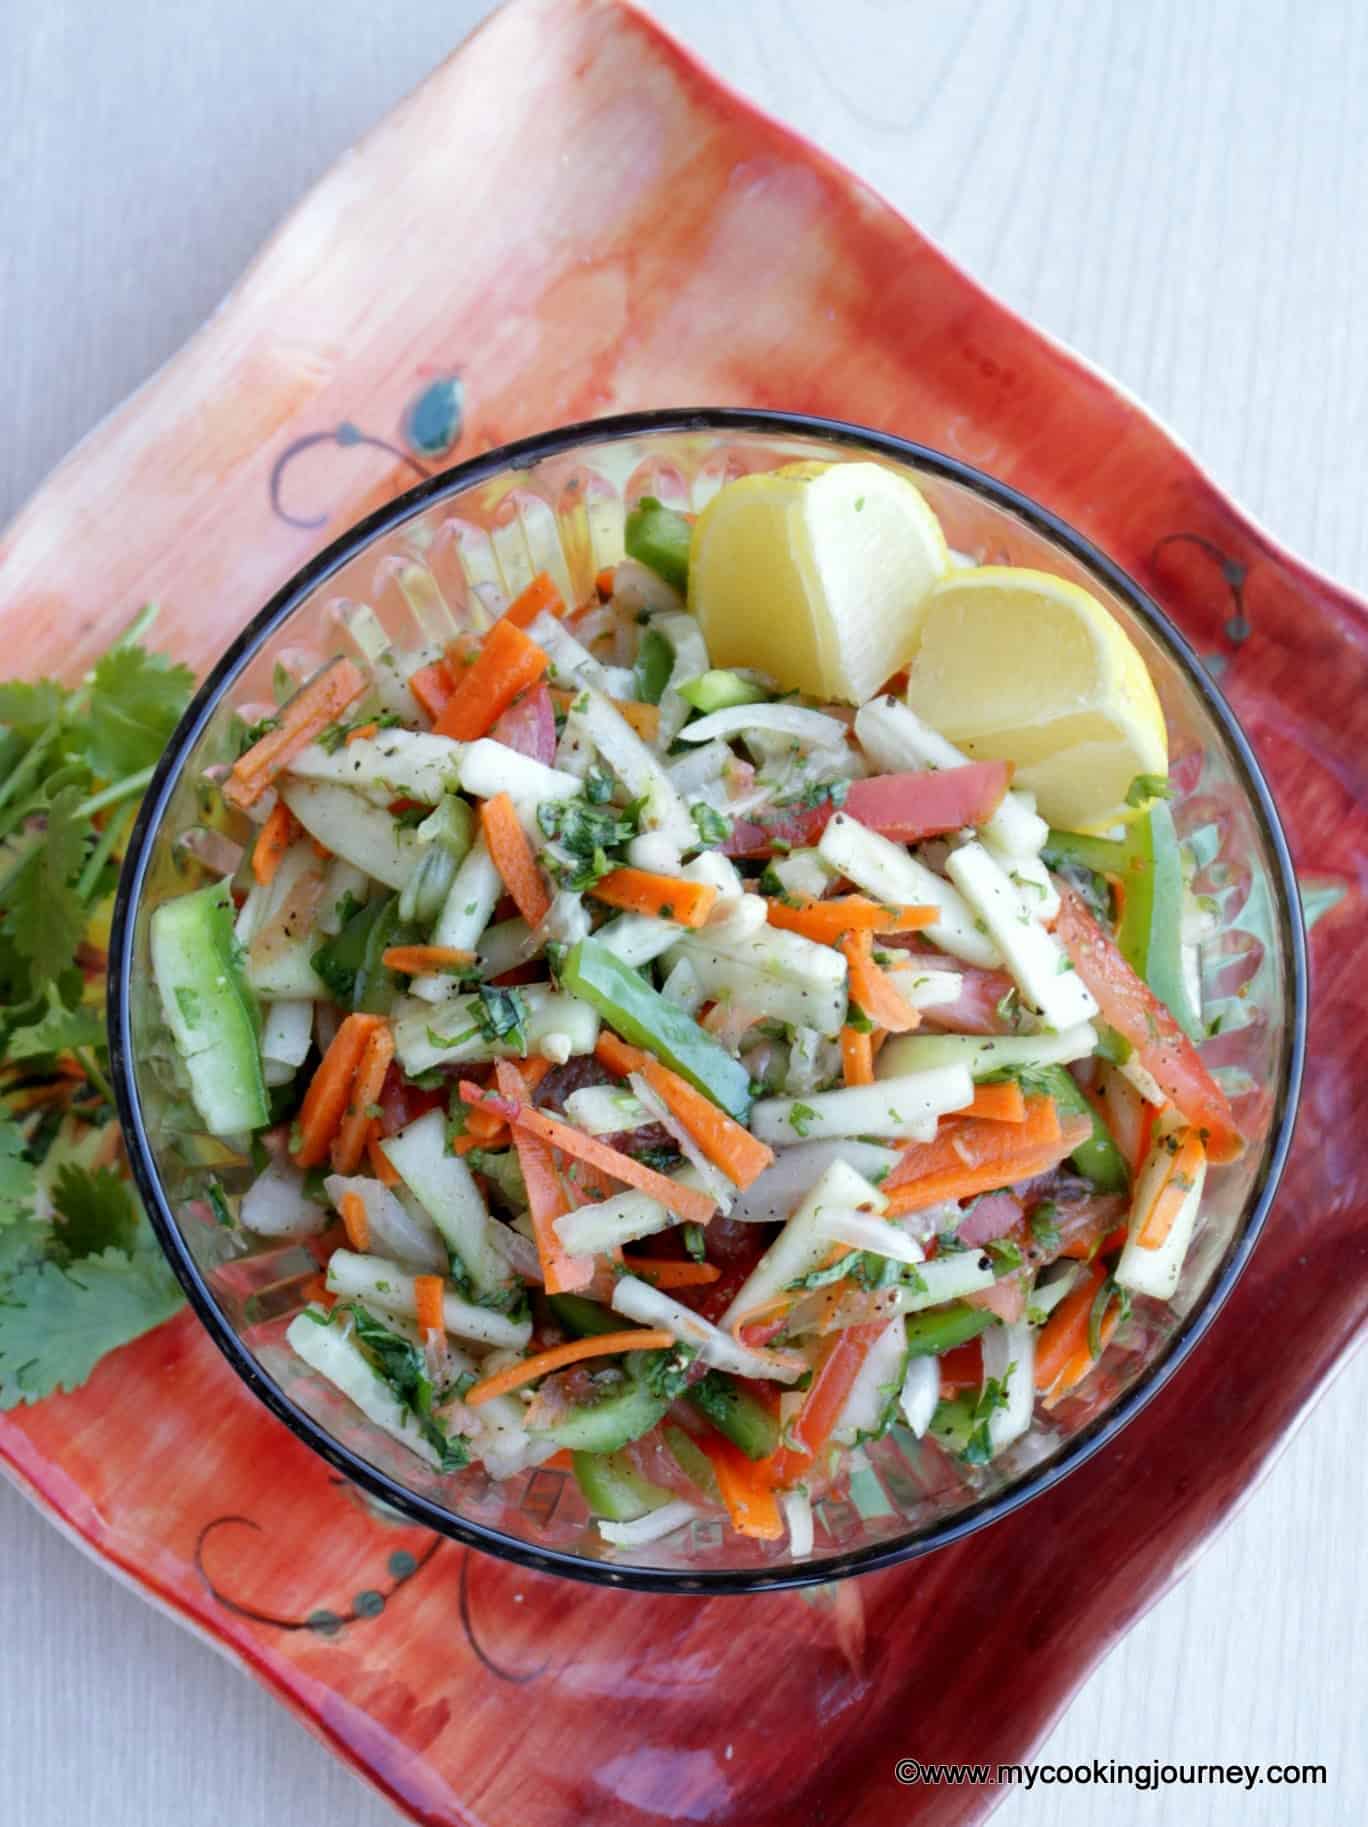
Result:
[152, 458, 1243, 1555]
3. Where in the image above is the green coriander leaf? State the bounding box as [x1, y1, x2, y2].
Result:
[0, 680, 67, 739]
[0, 1117, 36, 1229]
[8, 982, 104, 1060]
[690, 802, 732, 847]
[0, 1244, 184, 1408]
[6, 783, 86, 983]
[51, 1163, 140, 1259]
[84, 645, 195, 778]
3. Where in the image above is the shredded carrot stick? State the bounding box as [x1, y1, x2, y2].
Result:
[409, 658, 456, 723]
[434, 619, 549, 741]
[462, 1101, 508, 1144]
[1046, 1305, 1121, 1406]
[500, 571, 565, 629]
[365, 1122, 400, 1187]
[339, 1190, 371, 1253]
[225, 658, 368, 810]
[494, 1060, 593, 1293]
[480, 791, 551, 926]
[292, 1013, 385, 1168]
[330, 1022, 396, 1175]
[882, 1097, 1070, 1212]
[464, 1328, 674, 1407]
[592, 1032, 773, 1190]
[766, 895, 938, 943]
[588, 868, 717, 928]
[251, 801, 300, 885]
[841, 930, 920, 1034]
[345, 722, 379, 745]
[549, 686, 660, 742]
[1136, 1128, 1206, 1249]
[380, 944, 476, 975]
[461, 1079, 716, 1225]
[301, 1271, 336, 1310]
[595, 566, 617, 600]
[1033, 1258, 1107, 1392]
[413, 1274, 446, 1336]
[953, 1080, 1028, 1124]
[840, 1025, 875, 1087]
[766, 1322, 887, 1489]
[695, 1433, 785, 1540]
[618, 1256, 722, 1288]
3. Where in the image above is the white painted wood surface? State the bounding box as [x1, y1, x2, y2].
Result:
[2, 2, 1365, 1822]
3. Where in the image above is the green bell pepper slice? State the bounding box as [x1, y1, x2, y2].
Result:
[624, 495, 692, 595]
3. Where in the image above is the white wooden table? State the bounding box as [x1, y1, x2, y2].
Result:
[3, 3, 1365, 1822]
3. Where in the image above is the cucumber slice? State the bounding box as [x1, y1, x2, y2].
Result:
[530, 1369, 668, 1452]
[677, 669, 769, 714]
[877, 1025, 1097, 1082]
[546, 1292, 620, 1337]
[685, 1371, 779, 1461]
[151, 879, 269, 1135]
[571, 1449, 674, 1522]
[624, 495, 691, 594]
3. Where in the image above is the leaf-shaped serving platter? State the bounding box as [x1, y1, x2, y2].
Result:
[1, 2, 1362, 1821]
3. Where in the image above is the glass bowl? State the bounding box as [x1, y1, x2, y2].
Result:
[109, 409, 1307, 1592]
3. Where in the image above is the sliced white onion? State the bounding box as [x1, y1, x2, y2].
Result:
[676, 703, 849, 748]
[813, 1211, 924, 1263]
[780, 1487, 814, 1559]
[323, 1174, 448, 1272]
[981, 1319, 1036, 1454]
[898, 1354, 940, 1438]
[598, 1500, 700, 1548]
[728, 1140, 900, 1225]
[628, 1071, 733, 1211]
[611, 1275, 804, 1383]
[240, 1161, 328, 1238]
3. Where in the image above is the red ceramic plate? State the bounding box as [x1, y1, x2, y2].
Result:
[0, 1, 1361, 1821]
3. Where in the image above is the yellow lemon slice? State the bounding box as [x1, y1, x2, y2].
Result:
[688, 460, 949, 703]
[904, 566, 1168, 830]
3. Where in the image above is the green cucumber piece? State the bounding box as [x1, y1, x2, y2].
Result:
[624, 495, 691, 594]
[571, 1448, 674, 1522]
[904, 1304, 996, 1358]
[1116, 802, 1202, 1039]
[1036, 1065, 1130, 1194]
[531, 1368, 669, 1452]
[633, 627, 675, 706]
[546, 1292, 621, 1337]
[676, 670, 769, 714]
[562, 937, 751, 1120]
[150, 879, 269, 1135]
[311, 891, 411, 1013]
[685, 1370, 779, 1461]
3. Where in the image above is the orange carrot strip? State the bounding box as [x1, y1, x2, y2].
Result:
[480, 792, 551, 926]
[463, 1101, 508, 1145]
[345, 722, 379, 745]
[588, 868, 717, 928]
[338, 1190, 371, 1253]
[953, 1080, 1028, 1124]
[882, 1098, 1073, 1213]
[695, 1433, 785, 1540]
[365, 1123, 400, 1187]
[251, 802, 299, 885]
[592, 1032, 773, 1191]
[840, 1026, 875, 1087]
[1033, 1258, 1107, 1391]
[330, 1023, 396, 1176]
[225, 659, 368, 810]
[618, 1257, 722, 1288]
[1136, 1129, 1206, 1249]
[413, 1274, 446, 1336]
[461, 1079, 716, 1225]
[494, 1060, 593, 1293]
[464, 1329, 674, 1407]
[409, 659, 456, 723]
[767, 896, 938, 943]
[292, 1013, 385, 1168]
[434, 619, 549, 741]
[841, 930, 920, 1034]
[766, 1322, 887, 1489]
[500, 571, 565, 629]
[595, 566, 617, 600]
[1046, 1306, 1121, 1406]
[380, 944, 476, 975]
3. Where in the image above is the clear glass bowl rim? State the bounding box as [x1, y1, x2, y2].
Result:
[108, 406, 1309, 1594]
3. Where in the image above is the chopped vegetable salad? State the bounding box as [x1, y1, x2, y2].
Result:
[151, 480, 1243, 1556]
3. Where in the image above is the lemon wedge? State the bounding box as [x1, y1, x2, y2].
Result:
[904, 566, 1168, 830]
[689, 461, 949, 703]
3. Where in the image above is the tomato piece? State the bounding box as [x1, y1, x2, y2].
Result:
[1054, 885, 1243, 1162]
[722, 762, 1012, 857]
[767, 1321, 886, 1487]
[377, 1062, 447, 1136]
[490, 681, 556, 764]
[937, 1340, 983, 1396]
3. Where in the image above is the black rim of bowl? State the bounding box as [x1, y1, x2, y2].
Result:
[108, 407, 1309, 1594]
